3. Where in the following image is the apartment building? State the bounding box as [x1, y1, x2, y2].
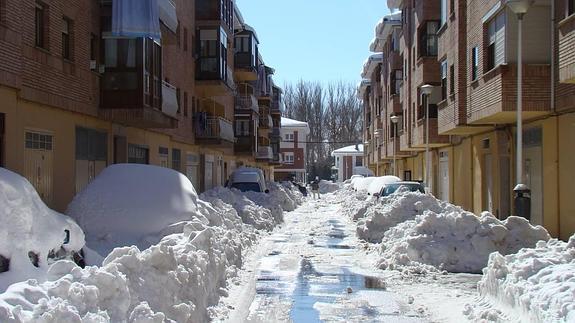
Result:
[0, 0, 282, 212]
[363, 0, 575, 239]
[274, 117, 309, 183]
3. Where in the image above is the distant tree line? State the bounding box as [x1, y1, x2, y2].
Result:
[283, 80, 363, 181]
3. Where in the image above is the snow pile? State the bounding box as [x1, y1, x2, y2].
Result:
[0, 221, 248, 322]
[339, 189, 377, 221]
[371, 192, 550, 273]
[319, 180, 339, 194]
[0, 168, 84, 292]
[67, 164, 237, 257]
[366, 176, 401, 195]
[473, 236, 575, 322]
[351, 177, 376, 192]
[200, 182, 303, 231]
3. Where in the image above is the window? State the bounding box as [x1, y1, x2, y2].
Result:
[25, 131, 53, 150]
[198, 28, 226, 80]
[235, 119, 250, 136]
[441, 60, 448, 100]
[158, 146, 169, 167]
[172, 149, 181, 171]
[471, 46, 479, 81]
[568, 0, 574, 16]
[441, 0, 448, 25]
[235, 36, 250, 53]
[355, 156, 363, 167]
[390, 70, 402, 95]
[176, 88, 181, 113]
[128, 144, 149, 164]
[285, 133, 294, 141]
[62, 18, 72, 60]
[184, 92, 188, 116]
[176, 21, 181, 48]
[486, 13, 506, 71]
[90, 33, 97, 61]
[35, 2, 46, 48]
[0, 0, 6, 25]
[450, 64, 455, 95]
[419, 21, 439, 57]
[284, 153, 294, 164]
[75, 127, 107, 161]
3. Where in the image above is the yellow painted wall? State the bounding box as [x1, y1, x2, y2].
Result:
[451, 138, 474, 212]
[558, 112, 575, 240]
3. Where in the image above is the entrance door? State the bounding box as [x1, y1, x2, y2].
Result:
[483, 154, 494, 213]
[0, 113, 4, 167]
[75, 127, 108, 193]
[204, 155, 214, 191]
[438, 150, 450, 202]
[523, 128, 543, 225]
[24, 131, 54, 206]
[186, 153, 200, 191]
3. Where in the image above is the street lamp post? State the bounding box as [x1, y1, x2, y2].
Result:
[421, 84, 434, 193]
[390, 115, 400, 177]
[506, 0, 534, 219]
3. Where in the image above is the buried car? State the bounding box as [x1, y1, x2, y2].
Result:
[0, 167, 85, 292]
[376, 181, 426, 198]
[228, 167, 269, 193]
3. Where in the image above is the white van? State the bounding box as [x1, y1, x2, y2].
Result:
[228, 167, 269, 193]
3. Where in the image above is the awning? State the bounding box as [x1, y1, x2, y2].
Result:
[112, 0, 162, 40]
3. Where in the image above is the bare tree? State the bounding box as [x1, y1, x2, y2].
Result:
[282, 80, 362, 180]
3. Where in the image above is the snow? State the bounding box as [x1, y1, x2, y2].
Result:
[0, 166, 304, 322]
[67, 164, 220, 258]
[318, 180, 339, 194]
[281, 117, 308, 128]
[331, 144, 363, 155]
[0, 168, 84, 292]
[351, 176, 376, 192]
[471, 236, 575, 322]
[366, 175, 401, 195]
[338, 188, 550, 274]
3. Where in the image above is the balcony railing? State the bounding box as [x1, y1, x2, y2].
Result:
[235, 95, 259, 113]
[256, 146, 273, 160]
[195, 115, 235, 142]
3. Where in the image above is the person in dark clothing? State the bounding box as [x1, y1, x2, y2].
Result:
[311, 176, 320, 199]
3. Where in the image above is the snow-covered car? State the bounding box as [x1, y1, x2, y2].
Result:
[366, 176, 401, 195]
[0, 167, 85, 291]
[228, 167, 269, 193]
[376, 181, 425, 198]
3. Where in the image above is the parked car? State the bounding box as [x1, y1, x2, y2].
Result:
[376, 181, 425, 198]
[228, 167, 269, 193]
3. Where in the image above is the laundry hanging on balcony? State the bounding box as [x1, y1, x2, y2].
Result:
[112, 0, 161, 40]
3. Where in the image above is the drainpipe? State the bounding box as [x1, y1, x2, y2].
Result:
[551, 0, 556, 114]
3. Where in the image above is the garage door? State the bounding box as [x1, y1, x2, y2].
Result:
[24, 131, 54, 206]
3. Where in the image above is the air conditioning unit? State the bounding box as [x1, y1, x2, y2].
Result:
[89, 60, 97, 71]
[98, 64, 105, 74]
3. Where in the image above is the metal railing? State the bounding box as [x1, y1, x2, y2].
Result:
[256, 146, 273, 160]
[235, 95, 258, 113]
[195, 115, 235, 143]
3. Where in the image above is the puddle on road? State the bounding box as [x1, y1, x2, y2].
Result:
[290, 258, 408, 322]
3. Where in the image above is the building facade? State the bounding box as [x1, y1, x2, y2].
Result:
[0, 0, 282, 212]
[274, 117, 309, 183]
[331, 144, 370, 182]
[362, 0, 575, 239]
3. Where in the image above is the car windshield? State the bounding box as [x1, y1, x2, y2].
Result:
[383, 183, 424, 196]
[231, 182, 262, 193]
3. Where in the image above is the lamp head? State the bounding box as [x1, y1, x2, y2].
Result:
[421, 84, 434, 95]
[505, 0, 534, 14]
[390, 115, 400, 124]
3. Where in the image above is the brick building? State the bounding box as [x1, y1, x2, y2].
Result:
[274, 117, 309, 183]
[363, 0, 575, 239]
[0, 0, 283, 211]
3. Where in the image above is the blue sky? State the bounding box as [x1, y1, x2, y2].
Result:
[235, 0, 390, 87]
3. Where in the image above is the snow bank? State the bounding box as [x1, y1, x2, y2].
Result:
[368, 192, 550, 273]
[472, 236, 575, 322]
[319, 180, 339, 194]
[366, 176, 401, 195]
[0, 221, 248, 322]
[0, 168, 84, 292]
[67, 164, 240, 257]
[199, 181, 303, 231]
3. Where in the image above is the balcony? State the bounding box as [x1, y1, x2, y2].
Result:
[411, 118, 450, 149]
[158, 0, 177, 33]
[194, 114, 235, 145]
[270, 127, 281, 138]
[468, 64, 551, 124]
[99, 38, 177, 129]
[438, 99, 492, 136]
[259, 108, 272, 128]
[559, 14, 575, 83]
[235, 94, 259, 113]
[196, 0, 233, 31]
[235, 136, 256, 156]
[235, 52, 258, 81]
[256, 146, 273, 160]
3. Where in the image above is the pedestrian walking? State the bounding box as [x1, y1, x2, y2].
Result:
[311, 176, 321, 200]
